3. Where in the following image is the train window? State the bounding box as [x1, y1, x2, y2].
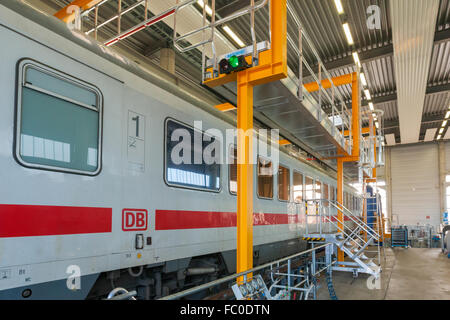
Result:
[15, 60, 102, 175]
[257, 157, 273, 199]
[323, 183, 329, 206]
[330, 186, 336, 203]
[315, 180, 322, 200]
[293, 171, 304, 203]
[343, 192, 348, 208]
[305, 176, 314, 200]
[229, 146, 237, 195]
[278, 165, 290, 202]
[165, 119, 221, 192]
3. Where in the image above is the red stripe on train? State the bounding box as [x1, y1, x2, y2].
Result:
[155, 210, 351, 230]
[155, 210, 295, 230]
[0, 204, 112, 238]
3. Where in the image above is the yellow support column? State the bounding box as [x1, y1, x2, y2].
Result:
[236, 72, 254, 278]
[204, 0, 287, 280]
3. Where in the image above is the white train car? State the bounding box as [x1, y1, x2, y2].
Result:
[0, 0, 361, 299]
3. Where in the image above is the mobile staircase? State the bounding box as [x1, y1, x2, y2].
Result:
[303, 200, 381, 279]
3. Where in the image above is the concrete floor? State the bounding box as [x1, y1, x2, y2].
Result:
[317, 248, 450, 300]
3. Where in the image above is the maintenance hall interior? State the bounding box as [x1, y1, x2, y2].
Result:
[0, 0, 449, 303]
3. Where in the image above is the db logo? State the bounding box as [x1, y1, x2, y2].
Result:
[122, 209, 148, 231]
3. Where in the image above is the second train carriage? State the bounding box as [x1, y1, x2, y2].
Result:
[0, 0, 361, 299]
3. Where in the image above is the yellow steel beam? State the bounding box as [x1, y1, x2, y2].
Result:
[54, 0, 103, 23]
[215, 103, 236, 112]
[303, 74, 354, 93]
[351, 73, 360, 159]
[343, 127, 370, 136]
[278, 139, 291, 146]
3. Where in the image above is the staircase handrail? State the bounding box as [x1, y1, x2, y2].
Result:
[329, 200, 380, 240]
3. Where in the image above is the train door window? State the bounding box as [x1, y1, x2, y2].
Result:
[15, 60, 102, 175]
[229, 146, 237, 195]
[257, 157, 273, 199]
[278, 165, 290, 202]
[323, 183, 329, 206]
[165, 119, 221, 192]
[293, 171, 304, 203]
[305, 176, 314, 200]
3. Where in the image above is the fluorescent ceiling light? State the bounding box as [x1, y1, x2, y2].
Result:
[197, 0, 213, 16]
[437, 135, 442, 140]
[223, 25, 245, 48]
[444, 129, 450, 140]
[352, 52, 361, 68]
[334, 0, 344, 14]
[439, 128, 445, 134]
[445, 111, 450, 119]
[360, 73, 367, 87]
[343, 23, 354, 45]
[375, 121, 379, 129]
[364, 89, 372, 100]
[443, 120, 448, 127]
[369, 102, 374, 111]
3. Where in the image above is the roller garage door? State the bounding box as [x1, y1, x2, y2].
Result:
[391, 143, 440, 228]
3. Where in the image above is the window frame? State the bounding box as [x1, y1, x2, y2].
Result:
[305, 175, 315, 201]
[163, 117, 222, 193]
[14, 59, 103, 176]
[292, 170, 304, 204]
[277, 163, 291, 203]
[256, 155, 274, 200]
[228, 144, 237, 196]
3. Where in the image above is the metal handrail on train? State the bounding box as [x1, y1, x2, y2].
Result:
[159, 243, 333, 300]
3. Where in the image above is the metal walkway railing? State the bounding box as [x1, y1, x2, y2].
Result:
[303, 199, 381, 278]
[160, 243, 335, 300]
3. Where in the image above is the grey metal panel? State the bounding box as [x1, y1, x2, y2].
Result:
[0, 274, 100, 300]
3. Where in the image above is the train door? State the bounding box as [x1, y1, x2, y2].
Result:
[119, 87, 155, 268]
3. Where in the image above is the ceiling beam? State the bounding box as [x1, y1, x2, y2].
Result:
[304, 29, 450, 75]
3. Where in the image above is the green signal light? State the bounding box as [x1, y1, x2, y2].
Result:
[228, 55, 239, 68]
